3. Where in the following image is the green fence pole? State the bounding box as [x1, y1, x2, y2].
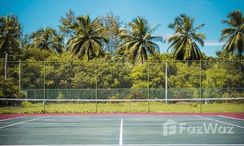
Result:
[200, 60, 202, 113]
[43, 61, 46, 112]
[18, 60, 21, 96]
[165, 61, 168, 103]
[147, 62, 150, 112]
[4, 53, 8, 81]
[95, 66, 98, 113]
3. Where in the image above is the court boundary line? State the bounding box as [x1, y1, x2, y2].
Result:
[0, 116, 26, 122]
[0, 144, 243, 146]
[119, 119, 123, 145]
[0, 117, 40, 129]
[195, 115, 244, 129]
[218, 115, 244, 121]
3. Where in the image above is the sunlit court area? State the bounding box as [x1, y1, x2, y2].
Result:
[0, 0, 244, 145]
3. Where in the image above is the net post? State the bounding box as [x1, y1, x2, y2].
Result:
[165, 61, 168, 103]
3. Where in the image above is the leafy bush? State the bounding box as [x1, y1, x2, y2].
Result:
[21, 101, 34, 108]
[57, 91, 64, 99]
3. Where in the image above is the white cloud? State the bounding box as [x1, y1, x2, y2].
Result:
[205, 40, 224, 46]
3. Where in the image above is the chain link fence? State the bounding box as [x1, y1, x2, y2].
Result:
[1, 60, 244, 100]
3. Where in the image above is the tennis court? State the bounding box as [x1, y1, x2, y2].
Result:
[0, 113, 243, 145]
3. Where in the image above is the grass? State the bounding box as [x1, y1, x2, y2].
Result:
[0, 101, 244, 114]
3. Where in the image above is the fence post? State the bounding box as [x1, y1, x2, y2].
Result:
[3, 54, 8, 96]
[43, 61, 46, 112]
[4, 53, 8, 81]
[165, 61, 168, 103]
[95, 65, 98, 113]
[200, 60, 202, 113]
[147, 62, 150, 112]
[19, 60, 21, 96]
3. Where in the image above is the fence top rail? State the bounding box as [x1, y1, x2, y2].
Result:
[0, 97, 244, 102]
[1, 60, 244, 63]
[23, 88, 244, 90]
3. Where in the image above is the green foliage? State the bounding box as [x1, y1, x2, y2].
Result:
[97, 62, 132, 88]
[22, 48, 51, 61]
[21, 58, 44, 89]
[203, 62, 242, 88]
[1, 102, 244, 113]
[0, 14, 21, 59]
[0, 11, 243, 100]
[220, 10, 244, 59]
[21, 101, 34, 108]
[130, 62, 166, 89]
[44, 53, 81, 88]
[118, 17, 162, 64]
[130, 64, 148, 88]
[59, 10, 76, 38]
[168, 62, 200, 88]
[57, 91, 64, 99]
[29, 27, 64, 53]
[100, 12, 121, 54]
[168, 14, 206, 60]
[67, 15, 108, 60]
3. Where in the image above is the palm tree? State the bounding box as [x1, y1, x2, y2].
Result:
[67, 15, 107, 60]
[168, 14, 205, 60]
[29, 27, 63, 53]
[220, 10, 244, 59]
[0, 14, 21, 59]
[118, 17, 162, 64]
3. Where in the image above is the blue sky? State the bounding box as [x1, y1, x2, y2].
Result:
[0, 0, 243, 56]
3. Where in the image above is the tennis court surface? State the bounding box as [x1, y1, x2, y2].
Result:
[0, 113, 244, 146]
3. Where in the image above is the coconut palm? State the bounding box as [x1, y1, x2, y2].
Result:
[66, 15, 107, 60]
[29, 27, 63, 53]
[118, 17, 162, 64]
[220, 10, 244, 59]
[168, 14, 205, 60]
[0, 14, 21, 59]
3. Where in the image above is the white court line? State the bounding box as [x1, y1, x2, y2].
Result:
[0, 116, 26, 122]
[0, 144, 243, 146]
[126, 144, 244, 146]
[0, 117, 41, 129]
[119, 118, 123, 145]
[195, 115, 244, 129]
[218, 115, 244, 121]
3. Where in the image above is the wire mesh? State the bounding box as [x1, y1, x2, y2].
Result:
[0, 60, 243, 112]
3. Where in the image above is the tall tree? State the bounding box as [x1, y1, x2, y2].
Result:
[29, 27, 63, 53]
[67, 15, 107, 60]
[168, 14, 205, 60]
[59, 10, 76, 39]
[119, 17, 162, 64]
[0, 14, 21, 59]
[220, 10, 244, 59]
[100, 12, 121, 54]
